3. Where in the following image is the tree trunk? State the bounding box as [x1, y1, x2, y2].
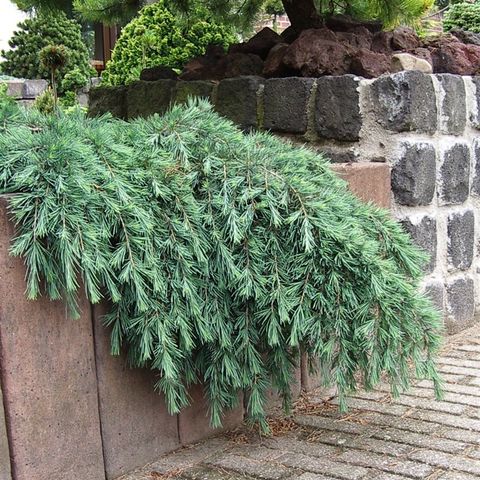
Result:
[281, 0, 322, 30]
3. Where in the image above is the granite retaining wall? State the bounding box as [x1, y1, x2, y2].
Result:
[89, 71, 480, 334]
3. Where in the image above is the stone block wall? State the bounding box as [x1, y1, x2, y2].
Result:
[89, 71, 480, 334]
[2, 79, 48, 106]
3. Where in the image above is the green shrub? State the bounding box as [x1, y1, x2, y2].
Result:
[1, 11, 92, 93]
[102, 1, 236, 86]
[444, 2, 480, 33]
[0, 101, 442, 427]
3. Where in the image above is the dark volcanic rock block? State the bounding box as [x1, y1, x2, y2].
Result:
[439, 143, 470, 205]
[391, 142, 436, 206]
[401, 216, 437, 273]
[215, 76, 263, 130]
[314, 75, 362, 141]
[447, 210, 475, 271]
[436, 74, 466, 135]
[89, 85, 127, 118]
[446, 277, 475, 333]
[173, 80, 215, 104]
[126, 80, 175, 119]
[264, 77, 314, 133]
[370, 71, 437, 133]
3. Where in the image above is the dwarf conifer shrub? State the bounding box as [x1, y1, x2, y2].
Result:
[444, 2, 480, 33]
[101, 1, 236, 86]
[0, 100, 442, 428]
[1, 12, 92, 93]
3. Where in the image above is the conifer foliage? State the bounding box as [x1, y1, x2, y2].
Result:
[0, 100, 442, 428]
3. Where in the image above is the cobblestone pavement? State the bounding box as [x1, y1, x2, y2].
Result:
[120, 327, 480, 480]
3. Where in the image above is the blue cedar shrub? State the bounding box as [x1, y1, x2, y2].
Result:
[101, 0, 236, 86]
[0, 100, 442, 428]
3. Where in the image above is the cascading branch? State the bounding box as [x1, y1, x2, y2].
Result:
[0, 99, 442, 429]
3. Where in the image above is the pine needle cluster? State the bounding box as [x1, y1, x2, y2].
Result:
[0, 100, 442, 429]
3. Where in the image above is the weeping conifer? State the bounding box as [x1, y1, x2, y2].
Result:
[0, 100, 442, 429]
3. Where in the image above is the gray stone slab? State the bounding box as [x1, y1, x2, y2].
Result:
[401, 215, 437, 273]
[174, 81, 215, 104]
[126, 80, 175, 119]
[409, 449, 480, 476]
[446, 277, 475, 334]
[88, 85, 127, 119]
[437, 74, 467, 135]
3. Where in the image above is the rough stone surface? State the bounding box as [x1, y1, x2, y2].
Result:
[431, 41, 480, 76]
[3, 80, 23, 98]
[391, 142, 436, 206]
[370, 71, 437, 133]
[447, 210, 475, 271]
[0, 196, 105, 480]
[89, 85, 127, 119]
[93, 303, 179, 479]
[437, 74, 467, 135]
[401, 216, 437, 273]
[140, 66, 178, 81]
[314, 75, 361, 141]
[391, 53, 433, 74]
[473, 77, 480, 129]
[391, 26, 420, 51]
[264, 77, 313, 133]
[472, 139, 480, 196]
[283, 29, 351, 76]
[424, 281, 444, 317]
[215, 76, 262, 130]
[126, 80, 174, 119]
[446, 277, 475, 333]
[22, 79, 48, 99]
[350, 48, 390, 78]
[173, 80, 215, 104]
[439, 143, 470, 205]
[229, 27, 283, 60]
[0, 383, 11, 480]
[263, 43, 290, 78]
[451, 28, 480, 47]
[331, 163, 391, 209]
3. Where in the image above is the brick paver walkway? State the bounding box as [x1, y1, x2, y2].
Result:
[120, 327, 480, 480]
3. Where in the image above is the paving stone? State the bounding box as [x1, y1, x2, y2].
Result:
[439, 143, 470, 205]
[278, 452, 369, 480]
[391, 142, 436, 206]
[314, 75, 362, 141]
[416, 380, 480, 399]
[262, 437, 337, 457]
[438, 364, 479, 377]
[370, 71, 437, 133]
[440, 357, 480, 370]
[338, 449, 433, 478]
[180, 466, 257, 480]
[437, 74, 467, 135]
[215, 76, 263, 130]
[447, 210, 474, 271]
[438, 472, 479, 480]
[401, 215, 437, 273]
[264, 77, 314, 133]
[206, 453, 292, 480]
[296, 474, 337, 480]
[446, 277, 475, 333]
[409, 449, 480, 476]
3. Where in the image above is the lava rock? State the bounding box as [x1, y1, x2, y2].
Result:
[88, 85, 127, 119]
[336, 26, 373, 50]
[409, 47, 433, 66]
[431, 41, 480, 75]
[450, 28, 480, 47]
[391, 141, 436, 206]
[447, 210, 474, 271]
[179, 45, 226, 80]
[314, 75, 362, 141]
[263, 43, 290, 77]
[401, 215, 437, 273]
[140, 66, 178, 81]
[350, 48, 390, 78]
[439, 143, 470, 205]
[391, 26, 420, 51]
[222, 53, 264, 78]
[283, 28, 351, 76]
[371, 31, 394, 54]
[326, 14, 382, 33]
[229, 27, 283, 59]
